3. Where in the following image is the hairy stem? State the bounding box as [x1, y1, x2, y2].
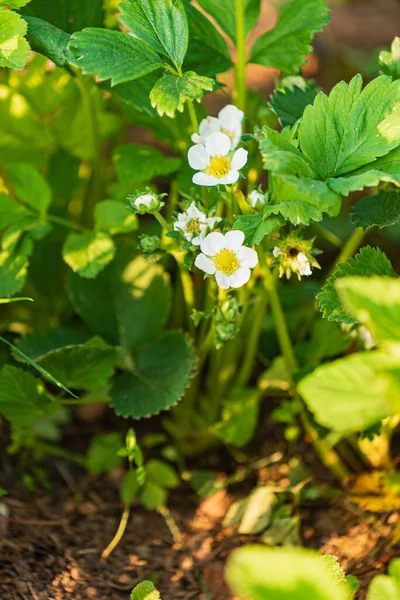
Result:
[101, 503, 130, 561]
[187, 100, 199, 135]
[235, 0, 247, 112]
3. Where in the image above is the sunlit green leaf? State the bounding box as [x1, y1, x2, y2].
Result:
[63, 231, 115, 279]
[5, 163, 52, 212]
[0, 10, 30, 70]
[380, 37, 400, 80]
[150, 71, 214, 118]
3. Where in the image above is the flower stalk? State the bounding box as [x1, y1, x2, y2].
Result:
[235, 0, 247, 112]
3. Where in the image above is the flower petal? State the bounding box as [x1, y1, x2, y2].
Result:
[229, 266, 251, 288]
[199, 116, 221, 138]
[195, 253, 216, 275]
[188, 144, 210, 170]
[237, 246, 258, 268]
[215, 270, 231, 289]
[218, 105, 244, 129]
[224, 230, 245, 251]
[205, 132, 231, 157]
[219, 170, 239, 186]
[193, 172, 219, 186]
[201, 232, 225, 256]
[187, 202, 205, 220]
[231, 148, 248, 170]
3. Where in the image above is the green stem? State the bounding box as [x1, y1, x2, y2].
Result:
[187, 100, 199, 135]
[235, 0, 247, 112]
[101, 503, 130, 561]
[312, 223, 343, 248]
[44, 213, 88, 233]
[158, 505, 181, 542]
[328, 226, 365, 278]
[35, 441, 86, 467]
[154, 211, 170, 231]
[167, 179, 179, 221]
[235, 289, 268, 388]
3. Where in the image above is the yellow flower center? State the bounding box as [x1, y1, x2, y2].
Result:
[213, 249, 240, 275]
[187, 218, 201, 234]
[206, 155, 231, 179]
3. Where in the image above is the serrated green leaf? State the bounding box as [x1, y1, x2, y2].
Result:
[68, 28, 163, 86]
[20, 0, 104, 34]
[131, 580, 161, 600]
[38, 337, 116, 393]
[182, 0, 232, 77]
[140, 480, 167, 510]
[0, 365, 55, 426]
[67, 272, 119, 345]
[213, 388, 261, 447]
[298, 75, 400, 180]
[23, 15, 71, 67]
[233, 213, 284, 246]
[114, 255, 171, 351]
[111, 143, 181, 198]
[351, 190, 400, 231]
[14, 328, 87, 362]
[226, 546, 349, 600]
[0, 10, 30, 70]
[0, 0, 31, 7]
[299, 349, 399, 434]
[336, 277, 400, 345]
[150, 71, 213, 118]
[318, 246, 396, 324]
[119, 0, 189, 68]
[146, 459, 179, 488]
[380, 37, 400, 80]
[0, 236, 32, 297]
[110, 331, 196, 418]
[328, 170, 400, 197]
[94, 200, 138, 235]
[63, 231, 115, 279]
[5, 163, 52, 212]
[258, 127, 316, 178]
[250, 0, 329, 73]
[87, 433, 124, 474]
[269, 76, 320, 127]
[0, 193, 30, 229]
[267, 175, 340, 225]
[197, 0, 260, 43]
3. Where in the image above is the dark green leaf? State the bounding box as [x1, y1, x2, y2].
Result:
[250, 0, 329, 73]
[328, 170, 400, 197]
[213, 388, 260, 447]
[21, 0, 104, 34]
[14, 328, 87, 362]
[87, 433, 124, 474]
[233, 213, 284, 246]
[110, 332, 196, 418]
[352, 190, 400, 231]
[68, 28, 163, 86]
[23, 15, 71, 67]
[269, 76, 320, 127]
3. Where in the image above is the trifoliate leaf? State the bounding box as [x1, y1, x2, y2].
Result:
[86, 433, 124, 474]
[258, 127, 316, 178]
[150, 71, 214, 118]
[328, 170, 400, 197]
[0, 365, 55, 427]
[68, 28, 164, 86]
[94, 200, 138, 235]
[23, 15, 72, 68]
[318, 246, 397, 324]
[20, 0, 104, 33]
[182, 0, 232, 77]
[250, 0, 330, 73]
[298, 349, 399, 434]
[38, 337, 116, 393]
[111, 143, 181, 198]
[63, 231, 115, 279]
[146, 459, 179, 488]
[110, 331, 196, 418]
[226, 546, 350, 600]
[0, 10, 30, 70]
[113, 255, 171, 351]
[212, 388, 261, 448]
[5, 163, 52, 212]
[269, 76, 320, 127]
[351, 190, 400, 231]
[298, 75, 400, 180]
[336, 276, 400, 345]
[68, 272, 119, 345]
[131, 581, 161, 600]
[0, 194, 30, 229]
[197, 0, 260, 43]
[0, 236, 32, 297]
[119, 0, 189, 68]
[380, 37, 400, 80]
[14, 328, 87, 362]
[233, 213, 284, 246]
[267, 175, 341, 225]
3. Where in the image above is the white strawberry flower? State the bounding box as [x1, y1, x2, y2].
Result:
[173, 202, 221, 246]
[195, 230, 258, 290]
[273, 247, 313, 278]
[128, 189, 164, 214]
[296, 252, 312, 277]
[191, 104, 244, 150]
[188, 132, 248, 187]
[248, 189, 266, 209]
